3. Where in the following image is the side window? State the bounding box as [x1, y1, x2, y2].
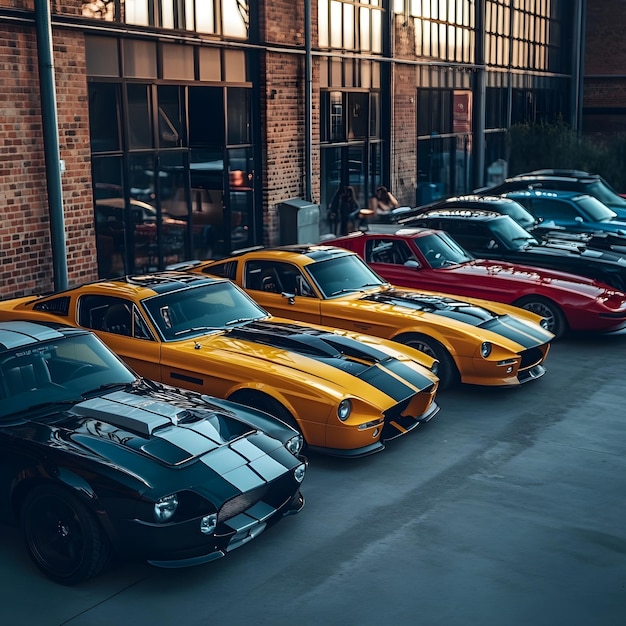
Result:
[203, 260, 237, 280]
[244, 261, 283, 293]
[78, 295, 153, 340]
[532, 199, 577, 220]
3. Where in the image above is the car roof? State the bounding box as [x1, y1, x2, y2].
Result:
[417, 208, 504, 222]
[0, 321, 75, 353]
[502, 189, 589, 201]
[230, 244, 354, 264]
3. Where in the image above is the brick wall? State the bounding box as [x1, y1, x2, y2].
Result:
[583, 1, 626, 134]
[261, 0, 320, 246]
[0, 10, 96, 298]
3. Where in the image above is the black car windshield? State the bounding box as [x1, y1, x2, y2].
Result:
[498, 200, 537, 229]
[489, 217, 538, 248]
[306, 254, 387, 298]
[413, 232, 473, 266]
[586, 180, 626, 208]
[575, 195, 618, 222]
[0, 333, 136, 419]
[142, 280, 268, 340]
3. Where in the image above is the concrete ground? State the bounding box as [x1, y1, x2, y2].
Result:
[2, 330, 625, 626]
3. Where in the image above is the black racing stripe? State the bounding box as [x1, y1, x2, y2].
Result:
[228, 321, 431, 401]
[496, 315, 553, 344]
[479, 316, 545, 348]
[382, 359, 438, 389]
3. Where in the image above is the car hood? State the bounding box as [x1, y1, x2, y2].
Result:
[464, 259, 612, 296]
[174, 320, 438, 399]
[359, 288, 552, 349]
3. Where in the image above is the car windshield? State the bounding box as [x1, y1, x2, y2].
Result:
[489, 217, 538, 249]
[498, 200, 537, 229]
[142, 280, 268, 340]
[575, 195, 618, 221]
[413, 232, 473, 266]
[306, 254, 388, 298]
[0, 333, 137, 419]
[586, 180, 626, 208]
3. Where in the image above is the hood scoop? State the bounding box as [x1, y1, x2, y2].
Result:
[72, 390, 188, 437]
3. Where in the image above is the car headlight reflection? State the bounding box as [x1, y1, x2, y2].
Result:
[294, 463, 306, 483]
[480, 342, 492, 358]
[337, 399, 352, 422]
[154, 494, 178, 523]
[286, 434, 303, 456]
[200, 513, 218, 535]
[540, 318, 549, 330]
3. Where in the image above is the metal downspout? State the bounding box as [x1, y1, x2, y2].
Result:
[34, 0, 68, 290]
[473, 0, 486, 190]
[304, 0, 313, 202]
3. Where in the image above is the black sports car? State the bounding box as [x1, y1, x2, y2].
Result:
[404, 208, 626, 292]
[0, 321, 306, 584]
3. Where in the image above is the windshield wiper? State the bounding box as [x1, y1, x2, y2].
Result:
[330, 283, 383, 296]
[225, 316, 262, 326]
[81, 381, 134, 398]
[173, 325, 222, 336]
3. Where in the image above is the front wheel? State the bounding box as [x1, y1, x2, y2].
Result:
[398, 334, 458, 391]
[514, 296, 566, 338]
[21, 485, 111, 585]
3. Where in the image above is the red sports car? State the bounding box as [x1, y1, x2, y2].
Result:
[328, 228, 626, 337]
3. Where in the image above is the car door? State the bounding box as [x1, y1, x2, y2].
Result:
[242, 259, 323, 326]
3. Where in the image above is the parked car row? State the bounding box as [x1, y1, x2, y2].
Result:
[2, 167, 624, 586]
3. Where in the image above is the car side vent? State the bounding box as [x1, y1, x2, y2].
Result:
[33, 296, 70, 315]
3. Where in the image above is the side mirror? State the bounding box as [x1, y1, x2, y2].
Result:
[281, 292, 296, 305]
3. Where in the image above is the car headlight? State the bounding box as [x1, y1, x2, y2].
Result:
[480, 341, 492, 358]
[154, 494, 178, 523]
[430, 360, 440, 375]
[294, 463, 306, 483]
[286, 434, 303, 456]
[200, 513, 218, 535]
[540, 318, 549, 330]
[337, 399, 352, 422]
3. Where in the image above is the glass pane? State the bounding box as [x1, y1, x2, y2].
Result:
[125, 0, 150, 26]
[190, 147, 224, 259]
[88, 83, 120, 153]
[348, 92, 368, 140]
[360, 7, 370, 52]
[318, 0, 329, 47]
[189, 86, 225, 148]
[122, 39, 157, 78]
[128, 154, 158, 272]
[161, 0, 175, 29]
[370, 91, 380, 137]
[161, 44, 194, 80]
[195, 0, 215, 33]
[85, 36, 119, 77]
[158, 153, 189, 267]
[343, 3, 355, 49]
[157, 85, 184, 148]
[224, 49, 247, 83]
[199, 47, 221, 81]
[227, 87, 251, 145]
[228, 147, 254, 250]
[321, 147, 342, 232]
[330, 91, 344, 141]
[348, 145, 366, 206]
[127, 84, 153, 149]
[330, 1, 342, 47]
[223, 0, 249, 38]
[92, 156, 125, 277]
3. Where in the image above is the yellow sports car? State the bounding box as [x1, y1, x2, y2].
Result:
[0, 272, 440, 457]
[172, 245, 554, 389]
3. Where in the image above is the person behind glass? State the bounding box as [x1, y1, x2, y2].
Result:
[369, 185, 399, 219]
[329, 185, 360, 235]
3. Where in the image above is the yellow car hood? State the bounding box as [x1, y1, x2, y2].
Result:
[169, 319, 438, 405]
[341, 288, 552, 350]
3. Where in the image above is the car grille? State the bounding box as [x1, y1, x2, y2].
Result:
[217, 474, 296, 524]
[519, 346, 545, 370]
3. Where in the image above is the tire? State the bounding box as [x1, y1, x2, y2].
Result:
[21, 485, 111, 585]
[399, 334, 458, 391]
[514, 296, 566, 338]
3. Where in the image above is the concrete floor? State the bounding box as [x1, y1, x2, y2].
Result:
[2, 330, 625, 626]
